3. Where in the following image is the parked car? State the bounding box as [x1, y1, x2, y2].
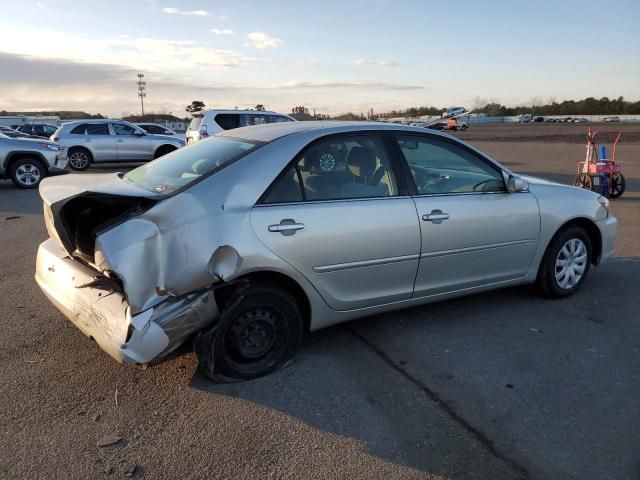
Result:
[186, 109, 295, 144]
[53, 120, 185, 170]
[446, 118, 468, 131]
[0, 126, 47, 139]
[136, 123, 178, 136]
[518, 114, 532, 123]
[16, 123, 59, 138]
[0, 131, 67, 188]
[574, 118, 588, 123]
[533, 117, 545, 123]
[36, 122, 617, 381]
[603, 116, 620, 123]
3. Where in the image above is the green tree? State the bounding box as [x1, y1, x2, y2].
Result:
[186, 101, 206, 113]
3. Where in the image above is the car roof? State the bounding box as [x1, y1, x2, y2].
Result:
[216, 120, 454, 143]
[62, 119, 133, 125]
[196, 109, 290, 116]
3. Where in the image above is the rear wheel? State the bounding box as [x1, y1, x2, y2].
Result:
[573, 173, 592, 191]
[9, 158, 46, 189]
[68, 148, 92, 170]
[609, 173, 625, 198]
[153, 145, 176, 159]
[195, 283, 304, 381]
[536, 226, 592, 298]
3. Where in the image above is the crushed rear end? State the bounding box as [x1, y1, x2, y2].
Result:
[35, 173, 220, 364]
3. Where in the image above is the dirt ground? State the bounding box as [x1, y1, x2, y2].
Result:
[1, 123, 639, 479]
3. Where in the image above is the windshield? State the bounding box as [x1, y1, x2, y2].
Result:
[187, 116, 203, 132]
[124, 136, 261, 194]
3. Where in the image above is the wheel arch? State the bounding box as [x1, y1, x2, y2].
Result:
[214, 270, 312, 333]
[153, 144, 178, 158]
[67, 145, 94, 160]
[5, 152, 49, 177]
[549, 217, 603, 265]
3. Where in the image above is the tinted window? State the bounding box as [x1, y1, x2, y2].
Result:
[243, 114, 268, 126]
[33, 125, 45, 134]
[264, 135, 397, 203]
[124, 136, 260, 194]
[86, 123, 109, 135]
[43, 125, 57, 134]
[112, 123, 137, 136]
[143, 125, 165, 134]
[395, 135, 505, 194]
[215, 114, 241, 130]
[267, 115, 293, 124]
[70, 124, 88, 134]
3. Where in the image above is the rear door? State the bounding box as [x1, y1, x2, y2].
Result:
[250, 133, 421, 311]
[111, 123, 151, 161]
[391, 133, 540, 297]
[84, 122, 116, 161]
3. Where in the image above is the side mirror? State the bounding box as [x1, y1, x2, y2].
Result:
[507, 174, 528, 192]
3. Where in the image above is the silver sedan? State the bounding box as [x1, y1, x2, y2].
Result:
[35, 122, 617, 380]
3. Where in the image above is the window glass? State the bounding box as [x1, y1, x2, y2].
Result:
[395, 135, 505, 194]
[265, 135, 397, 203]
[262, 165, 304, 203]
[267, 115, 294, 124]
[187, 116, 203, 131]
[215, 114, 241, 130]
[44, 125, 57, 134]
[70, 124, 88, 134]
[33, 125, 45, 134]
[112, 123, 137, 136]
[243, 114, 267, 126]
[124, 136, 260, 194]
[86, 123, 109, 135]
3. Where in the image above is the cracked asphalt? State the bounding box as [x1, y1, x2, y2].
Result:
[1, 125, 639, 479]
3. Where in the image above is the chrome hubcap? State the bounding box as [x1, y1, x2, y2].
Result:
[69, 152, 88, 168]
[555, 238, 587, 289]
[15, 164, 41, 185]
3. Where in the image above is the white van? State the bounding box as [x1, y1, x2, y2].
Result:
[186, 110, 295, 144]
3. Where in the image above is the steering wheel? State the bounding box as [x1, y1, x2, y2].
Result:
[417, 171, 451, 193]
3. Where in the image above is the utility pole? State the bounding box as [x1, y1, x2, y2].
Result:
[137, 73, 146, 117]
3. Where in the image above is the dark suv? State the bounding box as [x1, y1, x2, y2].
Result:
[16, 124, 58, 138]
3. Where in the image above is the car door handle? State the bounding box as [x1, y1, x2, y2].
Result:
[268, 220, 305, 235]
[84, 139, 91, 142]
[422, 210, 450, 223]
[116, 139, 124, 143]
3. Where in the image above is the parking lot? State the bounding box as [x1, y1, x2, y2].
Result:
[1, 123, 639, 479]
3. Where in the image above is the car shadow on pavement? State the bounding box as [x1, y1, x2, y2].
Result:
[190, 258, 640, 480]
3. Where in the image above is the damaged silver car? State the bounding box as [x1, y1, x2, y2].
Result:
[36, 122, 618, 380]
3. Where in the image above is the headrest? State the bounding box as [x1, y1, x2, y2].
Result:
[347, 146, 376, 178]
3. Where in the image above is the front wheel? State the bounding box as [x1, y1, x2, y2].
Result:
[195, 284, 304, 381]
[536, 226, 592, 298]
[10, 158, 47, 189]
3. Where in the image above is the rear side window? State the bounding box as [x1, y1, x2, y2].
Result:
[187, 116, 203, 131]
[70, 124, 88, 134]
[267, 115, 293, 124]
[86, 123, 109, 135]
[215, 114, 241, 130]
[243, 114, 267, 126]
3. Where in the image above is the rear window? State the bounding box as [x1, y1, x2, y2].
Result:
[124, 136, 261, 194]
[70, 124, 88, 134]
[187, 116, 203, 132]
[215, 114, 241, 130]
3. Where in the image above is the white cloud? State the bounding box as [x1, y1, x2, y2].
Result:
[163, 7, 209, 16]
[211, 28, 234, 35]
[354, 59, 398, 67]
[247, 32, 283, 49]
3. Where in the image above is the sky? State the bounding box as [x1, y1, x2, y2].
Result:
[0, 0, 638, 117]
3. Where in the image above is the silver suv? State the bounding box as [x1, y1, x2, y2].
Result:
[53, 120, 185, 170]
[0, 132, 67, 188]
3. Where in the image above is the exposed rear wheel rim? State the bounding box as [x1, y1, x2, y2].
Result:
[555, 238, 587, 289]
[222, 307, 288, 374]
[69, 151, 89, 169]
[15, 163, 42, 186]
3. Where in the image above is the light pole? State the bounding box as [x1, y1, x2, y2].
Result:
[137, 73, 146, 117]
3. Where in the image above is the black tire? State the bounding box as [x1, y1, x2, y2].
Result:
[536, 226, 592, 298]
[461, 124, 468, 131]
[195, 283, 304, 382]
[153, 145, 176, 159]
[68, 148, 92, 170]
[9, 158, 47, 189]
[609, 173, 625, 198]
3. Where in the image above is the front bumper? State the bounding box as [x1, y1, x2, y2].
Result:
[35, 238, 219, 364]
[596, 215, 617, 264]
[48, 151, 68, 174]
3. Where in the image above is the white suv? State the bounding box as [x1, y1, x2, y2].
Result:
[186, 110, 295, 144]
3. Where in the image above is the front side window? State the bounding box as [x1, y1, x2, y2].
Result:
[112, 123, 137, 136]
[263, 135, 398, 203]
[43, 125, 57, 134]
[124, 136, 260, 194]
[395, 135, 505, 194]
[86, 123, 109, 135]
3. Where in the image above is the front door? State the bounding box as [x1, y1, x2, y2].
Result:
[250, 133, 421, 311]
[392, 133, 540, 297]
